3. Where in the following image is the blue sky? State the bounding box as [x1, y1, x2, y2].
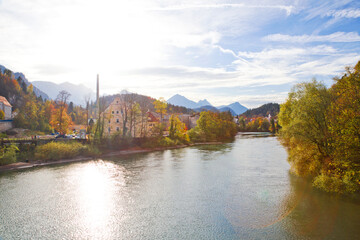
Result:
[0, 0, 359, 107]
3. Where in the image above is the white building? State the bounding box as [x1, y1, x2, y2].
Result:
[0, 96, 12, 120]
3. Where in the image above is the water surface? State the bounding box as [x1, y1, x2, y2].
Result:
[0, 134, 359, 239]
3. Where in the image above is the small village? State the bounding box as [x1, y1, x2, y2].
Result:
[0, 75, 202, 141]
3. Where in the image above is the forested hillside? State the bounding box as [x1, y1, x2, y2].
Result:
[241, 103, 280, 118]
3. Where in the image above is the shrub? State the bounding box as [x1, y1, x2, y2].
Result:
[0, 144, 19, 165]
[34, 141, 100, 161]
[313, 171, 360, 194]
[0, 110, 4, 120]
[158, 137, 176, 147]
[0, 132, 7, 138]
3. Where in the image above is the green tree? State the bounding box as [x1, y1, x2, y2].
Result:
[189, 111, 237, 142]
[0, 144, 18, 165]
[269, 118, 276, 133]
[0, 110, 4, 120]
[278, 62, 360, 194]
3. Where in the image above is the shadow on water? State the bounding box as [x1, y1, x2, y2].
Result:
[280, 174, 360, 239]
[195, 143, 232, 153]
[237, 132, 276, 139]
[224, 170, 360, 239]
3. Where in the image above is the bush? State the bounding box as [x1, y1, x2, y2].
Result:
[313, 171, 360, 194]
[313, 174, 344, 193]
[158, 137, 176, 147]
[0, 132, 7, 138]
[0, 144, 19, 165]
[141, 137, 179, 148]
[34, 141, 100, 161]
[0, 110, 4, 120]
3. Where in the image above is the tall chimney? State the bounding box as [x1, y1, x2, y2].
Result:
[97, 74, 99, 117]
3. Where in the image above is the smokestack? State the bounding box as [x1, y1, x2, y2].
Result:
[97, 74, 99, 117]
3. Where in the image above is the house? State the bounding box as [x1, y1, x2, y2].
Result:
[178, 114, 191, 129]
[146, 111, 171, 136]
[101, 97, 123, 136]
[189, 114, 200, 129]
[0, 96, 12, 120]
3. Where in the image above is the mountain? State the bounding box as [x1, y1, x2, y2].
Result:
[101, 92, 192, 114]
[196, 99, 212, 107]
[167, 94, 248, 115]
[32, 81, 94, 106]
[218, 106, 237, 116]
[226, 102, 248, 115]
[167, 94, 212, 109]
[0, 65, 50, 100]
[241, 103, 280, 118]
[193, 105, 219, 112]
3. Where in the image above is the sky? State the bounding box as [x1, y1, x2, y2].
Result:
[0, 0, 359, 108]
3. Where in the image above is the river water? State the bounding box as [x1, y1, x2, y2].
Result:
[0, 134, 359, 239]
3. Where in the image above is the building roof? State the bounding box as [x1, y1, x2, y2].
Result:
[0, 96, 11, 107]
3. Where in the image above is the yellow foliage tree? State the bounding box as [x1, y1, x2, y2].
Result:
[168, 114, 189, 143]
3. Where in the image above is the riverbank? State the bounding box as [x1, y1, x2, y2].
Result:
[0, 142, 223, 173]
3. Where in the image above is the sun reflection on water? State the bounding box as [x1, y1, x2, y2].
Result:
[74, 160, 126, 239]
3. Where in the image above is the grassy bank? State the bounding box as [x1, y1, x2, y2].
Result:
[34, 142, 101, 161]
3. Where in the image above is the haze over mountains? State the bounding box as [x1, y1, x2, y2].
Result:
[32, 81, 94, 106]
[1, 64, 94, 106]
[1, 64, 247, 112]
[167, 94, 247, 115]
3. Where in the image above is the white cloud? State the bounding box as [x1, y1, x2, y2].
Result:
[149, 3, 294, 16]
[168, 32, 221, 48]
[115, 44, 358, 102]
[264, 32, 360, 43]
[326, 8, 360, 18]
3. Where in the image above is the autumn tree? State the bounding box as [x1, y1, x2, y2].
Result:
[153, 97, 167, 136]
[93, 96, 107, 141]
[168, 114, 189, 143]
[154, 97, 167, 122]
[279, 62, 360, 193]
[138, 96, 152, 137]
[188, 111, 237, 142]
[322, 62, 360, 193]
[0, 110, 4, 120]
[51, 91, 72, 134]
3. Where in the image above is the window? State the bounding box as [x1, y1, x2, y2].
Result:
[116, 119, 119, 123]
[116, 101, 119, 103]
[108, 120, 110, 123]
[116, 111, 119, 114]
[108, 127, 111, 133]
[116, 127, 120, 131]
[112, 111, 114, 114]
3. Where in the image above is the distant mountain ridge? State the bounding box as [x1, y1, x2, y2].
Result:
[167, 94, 212, 109]
[0, 65, 50, 100]
[167, 94, 247, 115]
[32, 81, 95, 106]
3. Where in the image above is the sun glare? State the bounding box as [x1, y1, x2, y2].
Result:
[75, 160, 124, 238]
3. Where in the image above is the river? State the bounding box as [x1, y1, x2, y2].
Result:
[0, 133, 359, 239]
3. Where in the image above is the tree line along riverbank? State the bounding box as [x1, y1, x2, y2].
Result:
[278, 61, 360, 194]
[0, 111, 237, 166]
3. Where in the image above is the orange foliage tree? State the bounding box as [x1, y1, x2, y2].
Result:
[50, 91, 73, 134]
